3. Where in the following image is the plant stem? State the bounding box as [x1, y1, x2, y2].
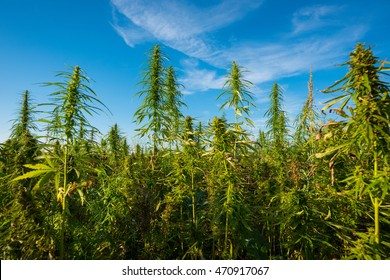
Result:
[191, 172, 196, 226]
[60, 144, 68, 259]
[224, 160, 232, 258]
[373, 142, 380, 244]
[374, 197, 380, 244]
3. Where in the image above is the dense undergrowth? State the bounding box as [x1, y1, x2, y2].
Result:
[0, 43, 389, 259]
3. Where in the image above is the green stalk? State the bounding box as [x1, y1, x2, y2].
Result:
[233, 116, 239, 159]
[60, 196, 66, 259]
[374, 198, 380, 244]
[373, 142, 380, 244]
[191, 172, 196, 226]
[223, 161, 232, 258]
[60, 144, 68, 259]
[180, 205, 184, 253]
[224, 187, 230, 252]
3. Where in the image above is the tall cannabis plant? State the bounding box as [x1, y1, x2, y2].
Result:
[134, 45, 169, 153]
[165, 65, 186, 147]
[43, 66, 107, 142]
[11, 90, 37, 139]
[218, 61, 256, 127]
[8, 90, 40, 175]
[13, 66, 108, 259]
[319, 43, 390, 251]
[206, 116, 251, 259]
[218, 61, 256, 156]
[265, 83, 288, 148]
[294, 71, 319, 144]
[0, 90, 43, 259]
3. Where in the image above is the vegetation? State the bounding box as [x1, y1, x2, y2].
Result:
[1, 43, 389, 259]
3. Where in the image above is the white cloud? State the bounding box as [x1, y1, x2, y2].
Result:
[111, 0, 263, 57]
[291, 5, 344, 34]
[112, 22, 153, 47]
[179, 59, 225, 94]
[211, 22, 367, 84]
[110, 1, 368, 93]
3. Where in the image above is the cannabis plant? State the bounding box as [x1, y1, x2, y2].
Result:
[165, 65, 186, 148]
[319, 43, 390, 257]
[134, 45, 169, 153]
[218, 61, 256, 156]
[13, 66, 108, 259]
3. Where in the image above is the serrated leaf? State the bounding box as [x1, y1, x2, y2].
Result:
[32, 171, 55, 193]
[321, 94, 350, 112]
[24, 163, 52, 170]
[12, 169, 52, 182]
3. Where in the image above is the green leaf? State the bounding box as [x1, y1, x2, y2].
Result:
[12, 169, 52, 181]
[363, 73, 372, 92]
[23, 163, 52, 170]
[321, 93, 350, 112]
[32, 171, 55, 192]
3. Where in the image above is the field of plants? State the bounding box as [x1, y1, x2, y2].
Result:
[0, 43, 389, 260]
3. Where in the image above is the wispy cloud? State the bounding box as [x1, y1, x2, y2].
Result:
[215, 24, 367, 84]
[179, 58, 225, 94]
[112, 23, 153, 47]
[111, 1, 368, 93]
[111, 0, 263, 58]
[291, 5, 344, 35]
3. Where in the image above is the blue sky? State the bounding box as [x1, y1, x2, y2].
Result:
[1, 0, 389, 143]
